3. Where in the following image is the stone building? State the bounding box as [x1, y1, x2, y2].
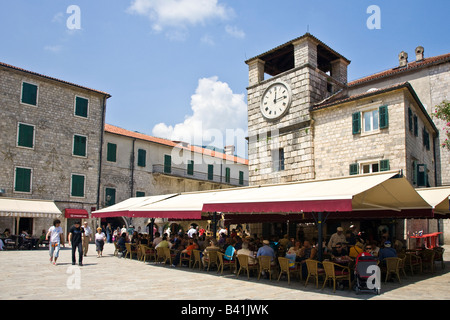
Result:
[244, 33, 448, 243]
[100, 124, 249, 232]
[0, 61, 111, 236]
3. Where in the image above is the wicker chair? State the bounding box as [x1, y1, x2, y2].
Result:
[322, 261, 352, 292]
[125, 243, 138, 259]
[155, 247, 166, 264]
[433, 247, 445, 269]
[179, 251, 193, 267]
[278, 257, 301, 284]
[140, 245, 156, 263]
[384, 257, 402, 283]
[304, 259, 325, 288]
[113, 241, 120, 256]
[192, 250, 203, 270]
[163, 247, 176, 265]
[217, 252, 236, 275]
[203, 250, 219, 271]
[405, 253, 422, 275]
[236, 254, 258, 279]
[397, 253, 407, 277]
[420, 249, 436, 273]
[257, 256, 276, 281]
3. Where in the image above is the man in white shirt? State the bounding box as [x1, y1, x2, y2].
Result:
[237, 242, 256, 265]
[327, 227, 346, 251]
[46, 219, 64, 265]
[82, 221, 92, 256]
[187, 226, 197, 238]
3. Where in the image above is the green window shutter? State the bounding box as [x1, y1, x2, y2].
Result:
[138, 149, 146, 167]
[379, 105, 389, 129]
[349, 163, 359, 176]
[105, 188, 116, 206]
[21, 82, 38, 106]
[71, 175, 85, 197]
[73, 135, 87, 157]
[413, 115, 418, 137]
[15, 167, 32, 192]
[422, 128, 430, 150]
[380, 159, 390, 172]
[107, 143, 117, 162]
[225, 167, 231, 183]
[417, 164, 427, 187]
[208, 165, 214, 180]
[187, 160, 194, 175]
[239, 171, 244, 185]
[75, 97, 88, 117]
[408, 108, 413, 132]
[18, 123, 34, 148]
[136, 191, 145, 198]
[352, 112, 361, 135]
[164, 155, 171, 173]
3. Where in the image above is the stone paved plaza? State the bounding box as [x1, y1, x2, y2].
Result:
[1, 243, 450, 301]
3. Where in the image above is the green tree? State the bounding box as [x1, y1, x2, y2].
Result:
[432, 100, 450, 149]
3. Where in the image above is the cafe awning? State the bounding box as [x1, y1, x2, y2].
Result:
[416, 187, 450, 215]
[64, 209, 89, 219]
[202, 171, 432, 218]
[0, 198, 62, 218]
[91, 194, 177, 218]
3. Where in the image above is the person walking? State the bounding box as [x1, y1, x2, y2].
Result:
[46, 219, 64, 265]
[95, 227, 106, 257]
[106, 223, 112, 243]
[69, 221, 84, 266]
[82, 221, 92, 256]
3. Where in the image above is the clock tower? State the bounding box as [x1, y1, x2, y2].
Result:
[246, 33, 350, 185]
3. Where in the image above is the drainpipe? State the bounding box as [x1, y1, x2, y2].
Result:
[96, 95, 107, 211]
[130, 138, 136, 198]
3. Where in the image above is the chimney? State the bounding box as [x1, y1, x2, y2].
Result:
[224, 145, 235, 156]
[415, 46, 425, 62]
[399, 51, 408, 67]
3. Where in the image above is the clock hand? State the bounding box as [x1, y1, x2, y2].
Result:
[275, 96, 287, 102]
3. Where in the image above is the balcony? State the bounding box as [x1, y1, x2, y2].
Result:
[152, 164, 248, 187]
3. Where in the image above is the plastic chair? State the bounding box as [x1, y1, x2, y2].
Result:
[278, 257, 301, 284]
[304, 259, 325, 288]
[322, 261, 352, 292]
[384, 257, 402, 283]
[236, 254, 258, 279]
[217, 252, 236, 275]
[257, 256, 275, 281]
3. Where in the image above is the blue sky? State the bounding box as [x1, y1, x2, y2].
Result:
[1, 0, 449, 157]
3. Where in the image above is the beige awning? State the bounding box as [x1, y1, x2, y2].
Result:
[0, 198, 62, 218]
[417, 187, 450, 215]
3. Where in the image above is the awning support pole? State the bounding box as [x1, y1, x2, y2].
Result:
[212, 212, 217, 240]
[317, 212, 323, 262]
[150, 218, 155, 242]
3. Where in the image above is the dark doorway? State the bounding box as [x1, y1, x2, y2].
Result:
[19, 218, 33, 235]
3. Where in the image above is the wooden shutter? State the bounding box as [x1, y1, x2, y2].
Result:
[164, 155, 171, 173]
[380, 159, 390, 172]
[417, 164, 428, 187]
[71, 175, 85, 197]
[105, 188, 116, 206]
[21, 82, 38, 105]
[18, 124, 34, 148]
[239, 171, 244, 185]
[75, 97, 88, 117]
[413, 115, 418, 137]
[107, 143, 117, 162]
[138, 149, 146, 167]
[187, 160, 194, 175]
[349, 163, 359, 175]
[225, 167, 231, 183]
[379, 105, 389, 129]
[73, 135, 87, 156]
[208, 165, 214, 180]
[408, 108, 413, 132]
[15, 168, 31, 192]
[352, 112, 361, 135]
[136, 191, 145, 198]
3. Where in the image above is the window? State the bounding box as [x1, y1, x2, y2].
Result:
[106, 143, 117, 162]
[361, 162, 379, 174]
[71, 174, 85, 197]
[187, 160, 194, 175]
[351, 159, 389, 176]
[73, 135, 87, 157]
[363, 109, 379, 132]
[17, 123, 35, 148]
[208, 164, 214, 180]
[353, 105, 388, 135]
[137, 149, 146, 167]
[417, 164, 428, 187]
[408, 108, 413, 132]
[239, 171, 244, 185]
[225, 167, 231, 183]
[74, 96, 89, 118]
[273, 148, 285, 172]
[164, 155, 171, 174]
[423, 128, 430, 151]
[105, 188, 116, 206]
[413, 115, 418, 137]
[21, 82, 38, 106]
[14, 167, 32, 193]
[349, 163, 359, 175]
[136, 191, 145, 198]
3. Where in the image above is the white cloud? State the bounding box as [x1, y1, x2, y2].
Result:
[152, 76, 248, 154]
[44, 45, 63, 53]
[127, 0, 234, 33]
[201, 34, 215, 46]
[225, 25, 245, 39]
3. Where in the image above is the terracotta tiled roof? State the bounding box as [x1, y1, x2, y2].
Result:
[0, 61, 111, 97]
[105, 124, 249, 165]
[348, 53, 450, 87]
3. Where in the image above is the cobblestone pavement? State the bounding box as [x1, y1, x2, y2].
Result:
[1, 244, 449, 300]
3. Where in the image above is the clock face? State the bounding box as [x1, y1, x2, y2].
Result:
[260, 82, 292, 120]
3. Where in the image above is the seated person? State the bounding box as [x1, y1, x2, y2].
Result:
[287, 241, 301, 257]
[348, 241, 364, 259]
[224, 239, 236, 261]
[256, 240, 276, 265]
[155, 235, 172, 249]
[297, 240, 317, 261]
[236, 242, 256, 265]
[117, 233, 128, 256]
[202, 238, 220, 265]
[331, 242, 351, 263]
[378, 241, 397, 263]
[172, 239, 198, 267]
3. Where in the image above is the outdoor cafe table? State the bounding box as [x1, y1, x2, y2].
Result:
[410, 232, 442, 249]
